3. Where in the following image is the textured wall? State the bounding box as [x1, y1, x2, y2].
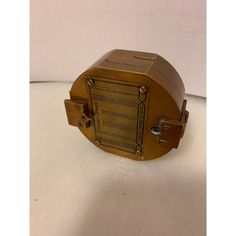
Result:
[30, 0, 206, 96]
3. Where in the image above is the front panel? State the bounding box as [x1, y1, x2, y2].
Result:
[87, 77, 148, 155]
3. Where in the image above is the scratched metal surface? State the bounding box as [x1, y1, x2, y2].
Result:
[30, 83, 206, 236]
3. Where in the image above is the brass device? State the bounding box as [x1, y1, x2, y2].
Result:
[64, 49, 189, 160]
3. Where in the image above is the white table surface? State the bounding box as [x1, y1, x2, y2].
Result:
[30, 83, 206, 236]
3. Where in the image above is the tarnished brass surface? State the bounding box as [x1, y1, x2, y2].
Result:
[64, 49, 189, 160]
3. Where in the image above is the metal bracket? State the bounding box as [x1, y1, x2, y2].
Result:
[151, 99, 189, 148]
[64, 99, 91, 128]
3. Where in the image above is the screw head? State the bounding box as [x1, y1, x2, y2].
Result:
[136, 149, 142, 155]
[139, 85, 147, 94]
[81, 115, 86, 121]
[95, 140, 100, 146]
[87, 78, 94, 87]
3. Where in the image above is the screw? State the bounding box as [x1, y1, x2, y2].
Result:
[136, 149, 142, 155]
[87, 78, 94, 87]
[139, 85, 147, 94]
[95, 140, 100, 146]
[81, 115, 86, 121]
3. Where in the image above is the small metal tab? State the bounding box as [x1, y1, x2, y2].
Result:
[151, 100, 189, 148]
[64, 99, 91, 128]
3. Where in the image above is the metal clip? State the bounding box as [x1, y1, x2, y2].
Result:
[64, 99, 91, 128]
[151, 99, 189, 148]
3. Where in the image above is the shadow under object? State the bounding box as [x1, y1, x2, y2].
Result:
[64, 49, 189, 160]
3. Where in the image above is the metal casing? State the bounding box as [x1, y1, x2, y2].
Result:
[65, 49, 189, 160]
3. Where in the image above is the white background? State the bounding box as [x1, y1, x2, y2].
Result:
[30, 0, 206, 97]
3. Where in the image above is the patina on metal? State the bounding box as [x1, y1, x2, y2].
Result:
[64, 49, 189, 160]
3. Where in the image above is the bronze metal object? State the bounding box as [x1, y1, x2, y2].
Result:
[64, 49, 189, 160]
